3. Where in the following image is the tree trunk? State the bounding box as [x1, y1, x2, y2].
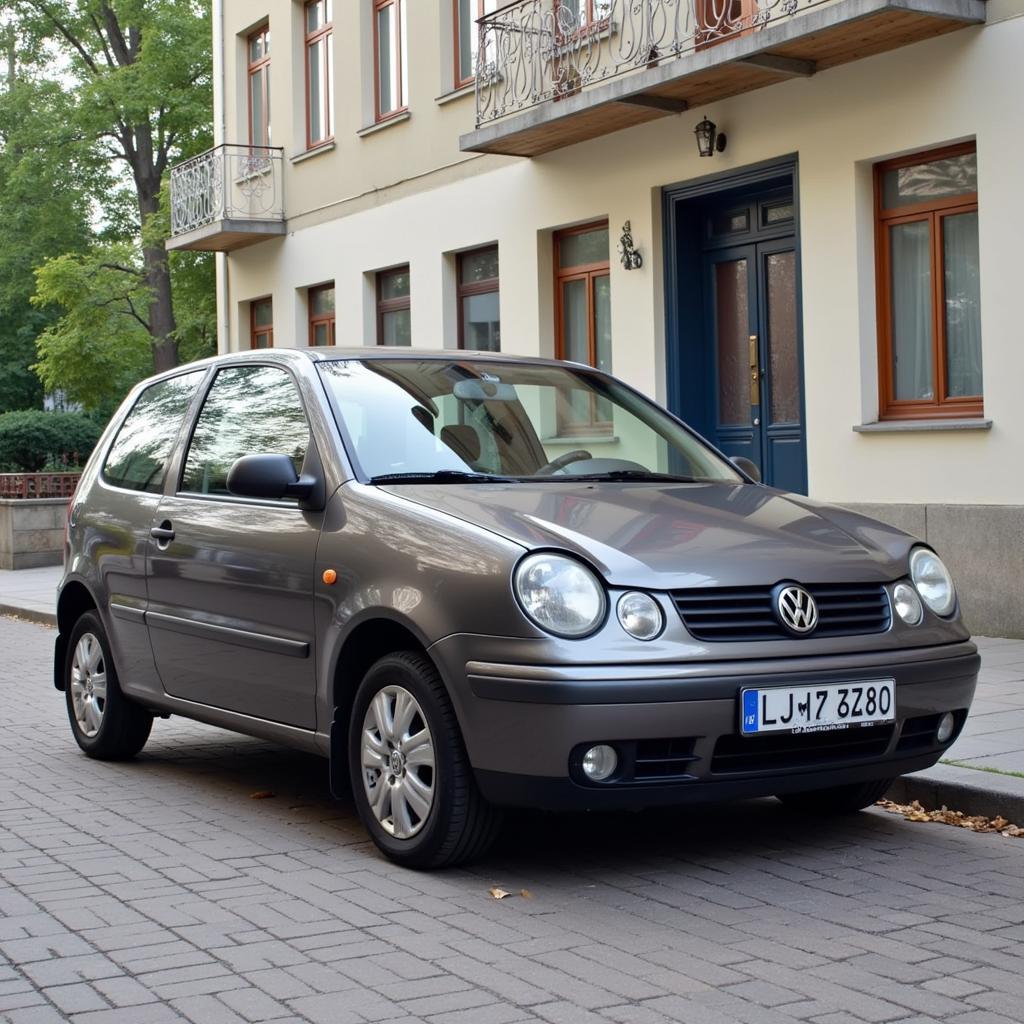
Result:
[137, 168, 178, 374]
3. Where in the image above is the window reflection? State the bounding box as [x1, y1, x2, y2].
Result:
[181, 366, 309, 497]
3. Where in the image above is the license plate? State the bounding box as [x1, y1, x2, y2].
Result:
[740, 680, 895, 735]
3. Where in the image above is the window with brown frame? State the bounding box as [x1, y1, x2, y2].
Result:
[695, 0, 754, 47]
[457, 246, 499, 351]
[251, 297, 273, 349]
[554, 222, 612, 433]
[247, 24, 271, 147]
[373, 0, 407, 121]
[377, 266, 411, 346]
[454, 0, 498, 89]
[308, 284, 336, 347]
[875, 142, 982, 420]
[305, 1, 334, 149]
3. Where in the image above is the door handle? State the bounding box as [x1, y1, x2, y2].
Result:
[749, 334, 760, 406]
[150, 522, 175, 544]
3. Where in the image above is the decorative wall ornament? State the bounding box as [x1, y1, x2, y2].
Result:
[618, 221, 643, 270]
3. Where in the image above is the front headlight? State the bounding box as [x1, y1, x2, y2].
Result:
[910, 547, 956, 617]
[514, 553, 607, 639]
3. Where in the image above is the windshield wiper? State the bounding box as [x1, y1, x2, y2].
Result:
[549, 470, 698, 483]
[369, 470, 518, 485]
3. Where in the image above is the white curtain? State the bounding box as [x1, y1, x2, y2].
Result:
[943, 211, 983, 398]
[890, 221, 933, 401]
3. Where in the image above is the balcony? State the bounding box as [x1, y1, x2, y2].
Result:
[460, 0, 986, 157]
[167, 144, 285, 252]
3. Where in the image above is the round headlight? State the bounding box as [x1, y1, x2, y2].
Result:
[617, 591, 664, 641]
[892, 582, 923, 626]
[514, 553, 607, 639]
[910, 547, 956, 617]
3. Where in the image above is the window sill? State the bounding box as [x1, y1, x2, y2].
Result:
[436, 83, 475, 106]
[290, 141, 335, 164]
[357, 110, 411, 138]
[542, 434, 620, 445]
[853, 418, 992, 434]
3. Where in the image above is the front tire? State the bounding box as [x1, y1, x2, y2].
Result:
[65, 611, 153, 760]
[348, 651, 500, 868]
[776, 777, 894, 814]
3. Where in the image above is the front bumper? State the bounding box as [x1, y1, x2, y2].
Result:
[429, 637, 979, 810]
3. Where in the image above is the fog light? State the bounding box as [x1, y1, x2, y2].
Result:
[893, 582, 923, 626]
[581, 744, 618, 782]
[936, 712, 955, 744]
[617, 591, 664, 641]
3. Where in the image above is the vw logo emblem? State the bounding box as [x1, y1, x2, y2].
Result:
[776, 585, 819, 635]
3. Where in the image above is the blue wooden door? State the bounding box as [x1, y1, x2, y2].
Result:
[704, 235, 805, 493]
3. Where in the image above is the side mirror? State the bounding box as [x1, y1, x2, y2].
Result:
[731, 456, 761, 483]
[227, 453, 317, 503]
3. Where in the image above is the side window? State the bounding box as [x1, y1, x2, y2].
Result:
[103, 371, 205, 493]
[181, 365, 310, 497]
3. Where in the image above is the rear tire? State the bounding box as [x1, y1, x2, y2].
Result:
[348, 650, 501, 868]
[64, 611, 153, 760]
[776, 777, 894, 814]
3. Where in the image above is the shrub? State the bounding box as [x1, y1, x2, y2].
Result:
[0, 410, 101, 473]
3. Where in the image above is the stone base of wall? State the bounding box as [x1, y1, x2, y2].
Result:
[0, 498, 67, 570]
[840, 503, 1024, 639]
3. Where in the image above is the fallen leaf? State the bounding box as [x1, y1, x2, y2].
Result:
[520, 889, 533, 900]
[877, 798, 1024, 839]
[489, 887, 513, 900]
[249, 791, 276, 800]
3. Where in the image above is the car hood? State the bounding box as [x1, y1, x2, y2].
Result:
[382, 481, 917, 589]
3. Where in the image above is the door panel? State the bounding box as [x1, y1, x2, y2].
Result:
[706, 246, 759, 471]
[702, 224, 806, 493]
[146, 497, 319, 728]
[145, 363, 320, 729]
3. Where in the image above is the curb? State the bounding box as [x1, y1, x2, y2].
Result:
[886, 762, 1024, 824]
[0, 604, 56, 627]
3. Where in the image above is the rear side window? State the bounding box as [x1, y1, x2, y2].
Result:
[102, 371, 205, 493]
[180, 365, 309, 497]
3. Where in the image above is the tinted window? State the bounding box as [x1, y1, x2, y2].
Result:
[102, 371, 205, 493]
[181, 365, 309, 497]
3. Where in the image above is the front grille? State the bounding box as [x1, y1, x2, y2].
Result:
[632, 738, 699, 781]
[710, 724, 894, 774]
[671, 582, 891, 642]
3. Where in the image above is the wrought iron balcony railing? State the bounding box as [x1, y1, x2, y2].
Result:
[169, 143, 284, 240]
[474, 0, 834, 126]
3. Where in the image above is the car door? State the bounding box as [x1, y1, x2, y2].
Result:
[145, 363, 321, 729]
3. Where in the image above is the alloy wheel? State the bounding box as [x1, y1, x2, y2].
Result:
[360, 685, 436, 839]
[70, 633, 107, 738]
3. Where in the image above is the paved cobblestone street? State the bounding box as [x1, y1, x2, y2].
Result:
[2, 616, 1023, 1024]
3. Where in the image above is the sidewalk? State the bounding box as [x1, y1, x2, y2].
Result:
[3, 564, 1023, 816]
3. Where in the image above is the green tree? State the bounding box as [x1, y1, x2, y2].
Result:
[15, 0, 214, 374]
[0, 39, 93, 411]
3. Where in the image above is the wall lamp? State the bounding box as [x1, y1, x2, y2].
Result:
[694, 116, 727, 157]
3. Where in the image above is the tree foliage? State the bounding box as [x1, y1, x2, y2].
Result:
[0, 409, 101, 472]
[2, 1, 216, 412]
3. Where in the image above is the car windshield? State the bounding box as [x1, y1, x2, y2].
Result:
[318, 358, 742, 484]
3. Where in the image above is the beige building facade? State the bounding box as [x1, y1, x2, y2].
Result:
[169, 0, 1024, 635]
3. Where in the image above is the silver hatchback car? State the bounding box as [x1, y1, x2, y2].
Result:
[56, 350, 978, 867]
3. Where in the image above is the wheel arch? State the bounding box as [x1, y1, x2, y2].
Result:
[54, 580, 100, 691]
[327, 614, 444, 798]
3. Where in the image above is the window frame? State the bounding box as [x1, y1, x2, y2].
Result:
[874, 141, 982, 420]
[247, 24, 272, 147]
[308, 283, 336, 347]
[373, 0, 407, 123]
[453, 0, 492, 90]
[553, 221, 611, 434]
[304, 1, 334, 150]
[176, 363, 313, 506]
[457, 246, 500, 351]
[376, 266, 411, 346]
[250, 297, 274, 350]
